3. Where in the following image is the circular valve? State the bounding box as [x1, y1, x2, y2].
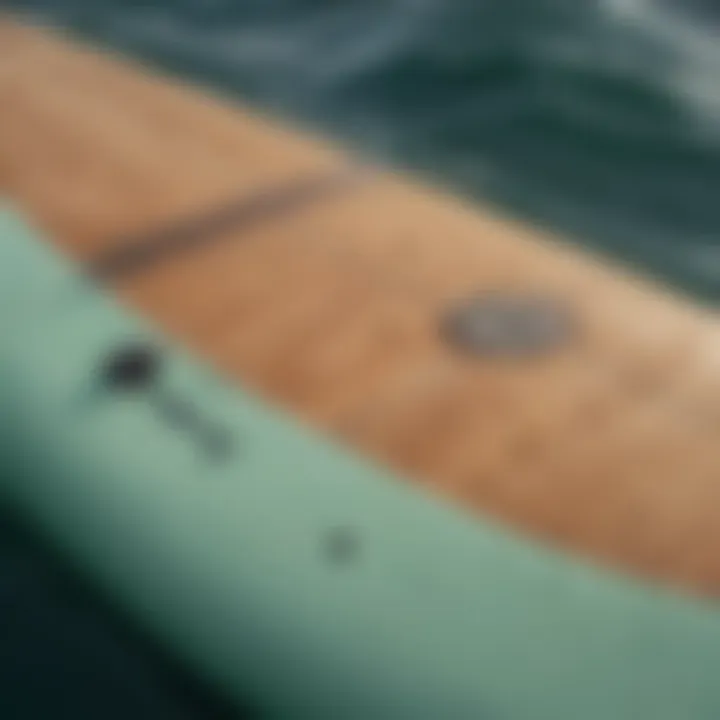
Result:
[441, 293, 575, 358]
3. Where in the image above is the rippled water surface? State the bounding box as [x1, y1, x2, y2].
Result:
[7, 0, 720, 299]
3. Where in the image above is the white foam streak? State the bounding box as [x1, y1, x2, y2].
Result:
[601, 0, 720, 132]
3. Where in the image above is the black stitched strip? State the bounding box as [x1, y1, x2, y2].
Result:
[90, 168, 365, 280]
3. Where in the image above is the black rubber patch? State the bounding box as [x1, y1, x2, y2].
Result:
[102, 344, 162, 391]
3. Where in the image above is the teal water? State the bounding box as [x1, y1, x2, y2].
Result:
[5, 0, 720, 300]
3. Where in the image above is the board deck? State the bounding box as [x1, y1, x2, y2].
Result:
[3, 17, 720, 598]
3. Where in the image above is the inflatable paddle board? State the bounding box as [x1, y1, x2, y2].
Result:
[3, 17, 720, 719]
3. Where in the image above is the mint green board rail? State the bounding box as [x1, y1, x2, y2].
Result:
[2, 205, 720, 719]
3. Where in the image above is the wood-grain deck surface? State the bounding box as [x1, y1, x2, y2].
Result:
[4, 17, 720, 597]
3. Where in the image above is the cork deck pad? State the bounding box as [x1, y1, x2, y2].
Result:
[3, 17, 720, 598]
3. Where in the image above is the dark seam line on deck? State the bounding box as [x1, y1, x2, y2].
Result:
[89, 167, 367, 281]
